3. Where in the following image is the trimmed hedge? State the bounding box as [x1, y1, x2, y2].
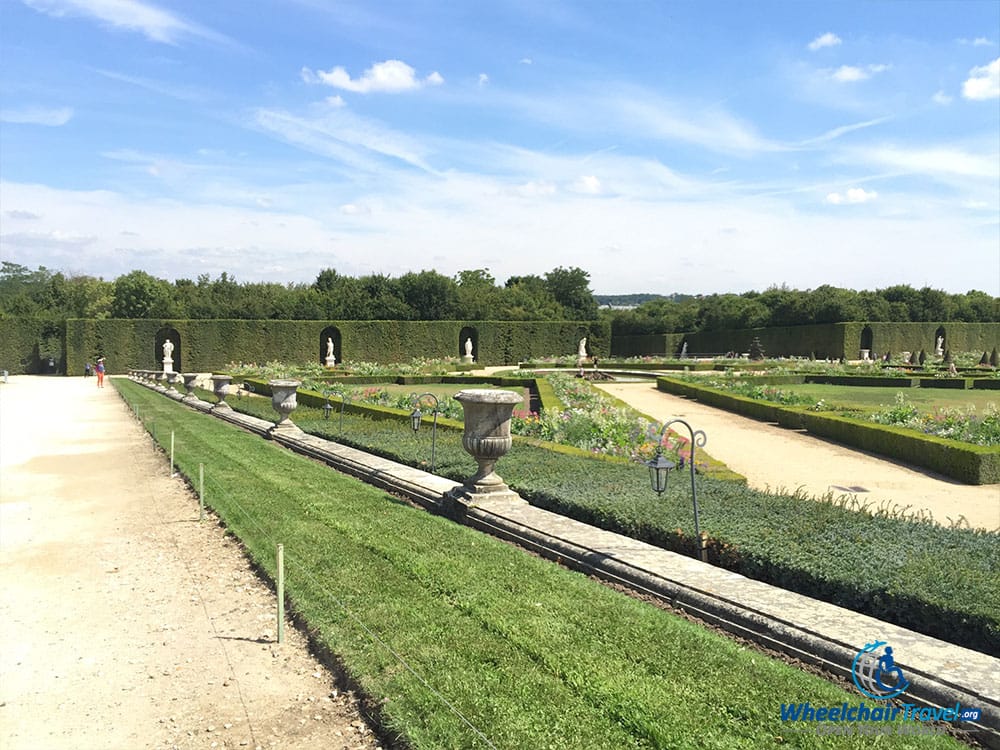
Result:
[619, 322, 1000, 360]
[65, 319, 610, 374]
[656, 376, 1000, 484]
[0, 317, 65, 374]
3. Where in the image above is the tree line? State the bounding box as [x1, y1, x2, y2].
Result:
[1, 262, 995, 332]
[0, 263, 598, 323]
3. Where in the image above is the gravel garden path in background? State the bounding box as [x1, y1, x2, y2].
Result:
[594, 380, 999, 531]
[0, 376, 381, 750]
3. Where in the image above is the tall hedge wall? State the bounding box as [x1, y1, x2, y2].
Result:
[0, 318, 65, 374]
[64, 319, 610, 374]
[609, 333, 686, 357]
[616, 322, 1000, 360]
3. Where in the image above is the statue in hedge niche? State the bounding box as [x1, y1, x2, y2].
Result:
[462, 337, 475, 364]
[325, 337, 336, 367]
[162, 338, 175, 373]
[935, 335, 944, 357]
[576, 337, 588, 371]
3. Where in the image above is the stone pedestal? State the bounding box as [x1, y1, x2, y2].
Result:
[162, 357, 173, 374]
[860, 349, 870, 362]
[211, 375, 232, 409]
[449, 389, 524, 506]
[269, 379, 302, 433]
[461, 354, 475, 365]
[325, 356, 336, 368]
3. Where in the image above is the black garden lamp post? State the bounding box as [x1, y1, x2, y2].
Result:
[646, 419, 708, 562]
[410, 392, 440, 472]
[325, 387, 349, 433]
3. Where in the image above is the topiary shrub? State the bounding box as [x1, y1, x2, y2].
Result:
[748, 336, 765, 361]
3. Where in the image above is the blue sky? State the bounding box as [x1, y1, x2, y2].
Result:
[1, 0, 997, 295]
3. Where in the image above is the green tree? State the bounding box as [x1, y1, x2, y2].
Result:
[455, 269, 499, 319]
[111, 270, 172, 318]
[544, 266, 598, 320]
[397, 270, 458, 320]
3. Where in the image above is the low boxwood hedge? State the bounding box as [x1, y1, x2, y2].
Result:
[656, 377, 1000, 484]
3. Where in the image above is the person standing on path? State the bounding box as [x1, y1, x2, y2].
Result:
[95, 357, 105, 388]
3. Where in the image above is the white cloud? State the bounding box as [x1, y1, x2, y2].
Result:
[325, 95, 346, 108]
[339, 203, 370, 215]
[22, 0, 227, 45]
[808, 32, 841, 51]
[512, 180, 556, 197]
[962, 58, 1000, 100]
[830, 64, 888, 83]
[959, 37, 993, 47]
[5, 209, 42, 220]
[826, 187, 877, 205]
[850, 145, 999, 180]
[478, 73, 489, 87]
[0, 106, 73, 126]
[519, 57, 533, 65]
[253, 107, 434, 172]
[304, 60, 444, 93]
[571, 175, 602, 194]
[932, 90, 953, 105]
[799, 116, 891, 145]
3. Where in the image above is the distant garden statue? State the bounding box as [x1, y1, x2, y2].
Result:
[576, 337, 588, 369]
[748, 337, 765, 361]
[162, 338, 175, 373]
[462, 337, 474, 364]
[325, 337, 336, 367]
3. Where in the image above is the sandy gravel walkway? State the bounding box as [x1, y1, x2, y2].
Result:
[0, 376, 380, 750]
[595, 381, 1000, 532]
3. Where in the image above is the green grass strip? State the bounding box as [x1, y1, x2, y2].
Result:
[116, 379, 966, 749]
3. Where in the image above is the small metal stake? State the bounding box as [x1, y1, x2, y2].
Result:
[276, 544, 285, 644]
[170, 431, 175, 477]
[198, 463, 205, 522]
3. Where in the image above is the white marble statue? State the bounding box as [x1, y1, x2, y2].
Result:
[327, 337, 334, 358]
[465, 337, 473, 357]
[578, 337, 587, 358]
[935, 335, 944, 356]
[162, 338, 175, 373]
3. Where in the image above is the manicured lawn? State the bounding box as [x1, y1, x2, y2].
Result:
[115, 378, 966, 749]
[778, 383, 998, 413]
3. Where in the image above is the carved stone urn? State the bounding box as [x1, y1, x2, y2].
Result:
[165, 371, 183, 399]
[453, 389, 523, 499]
[181, 373, 199, 400]
[269, 379, 301, 430]
[211, 374, 232, 409]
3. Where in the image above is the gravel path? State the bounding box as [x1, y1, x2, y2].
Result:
[595, 380, 1000, 531]
[0, 376, 381, 750]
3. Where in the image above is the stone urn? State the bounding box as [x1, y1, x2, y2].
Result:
[269, 379, 301, 430]
[453, 389, 523, 498]
[182, 373, 199, 400]
[211, 374, 232, 409]
[165, 371, 183, 398]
